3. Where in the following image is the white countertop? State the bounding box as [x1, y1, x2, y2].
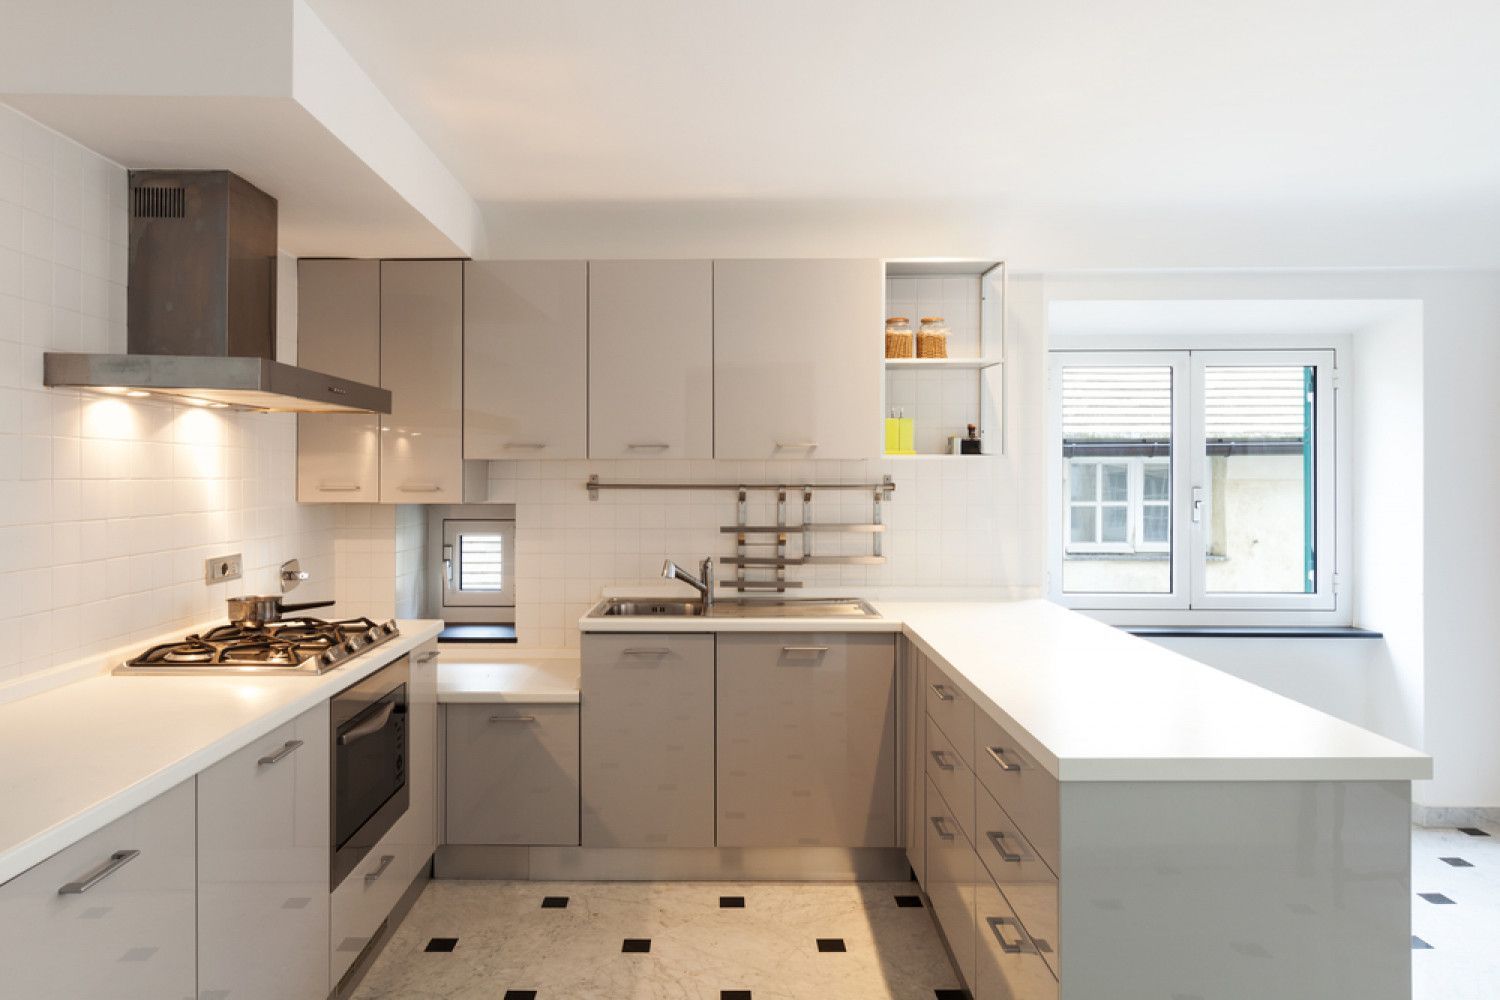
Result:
[581, 598, 1432, 784]
[0, 620, 442, 886]
[437, 649, 580, 704]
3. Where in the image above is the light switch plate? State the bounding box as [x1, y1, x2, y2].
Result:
[204, 553, 243, 585]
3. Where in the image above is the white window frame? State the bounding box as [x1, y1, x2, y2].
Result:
[1065, 456, 1171, 555]
[1047, 347, 1347, 625]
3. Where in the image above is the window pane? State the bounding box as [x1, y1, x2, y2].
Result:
[1069, 463, 1097, 502]
[458, 533, 504, 591]
[1201, 365, 1314, 594]
[1143, 463, 1170, 501]
[1143, 504, 1169, 543]
[1060, 365, 1171, 594]
[1069, 506, 1096, 544]
[1101, 505, 1128, 543]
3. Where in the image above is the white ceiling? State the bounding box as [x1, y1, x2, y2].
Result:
[307, 0, 1500, 219]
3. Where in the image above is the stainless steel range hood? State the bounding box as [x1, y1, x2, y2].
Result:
[43, 170, 390, 414]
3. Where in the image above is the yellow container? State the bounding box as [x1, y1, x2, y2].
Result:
[884, 417, 915, 455]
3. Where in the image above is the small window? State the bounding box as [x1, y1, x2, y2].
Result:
[442, 518, 515, 609]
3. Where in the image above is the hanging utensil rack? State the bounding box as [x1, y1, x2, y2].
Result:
[585, 474, 895, 592]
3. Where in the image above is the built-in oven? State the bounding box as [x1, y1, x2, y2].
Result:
[330, 655, 409, 888]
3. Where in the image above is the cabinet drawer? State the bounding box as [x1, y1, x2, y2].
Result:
[976, 786, 1059, 976]
[446, 703, 580, 846]
[975, 711, 1060, 875]
[926, 659, 974, 768]
[330, 818, 425, 987]
[926, 713, 975, 846]
[974, 875, 1059, 1000]
[0, 779, 196, 1000]
[925, 774, 976, 991]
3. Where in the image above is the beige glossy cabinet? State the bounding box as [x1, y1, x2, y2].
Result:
[464, 260, 588, 460]
[446, 703, 581, 845]
[588, 260, 714, 459]
[715, 633, 897, 848]
[297, 258, 381, 502]
[197, 703, 330, 1000]
[926, 774, 977, 990]
[712, 259, 883, 459]
[580, 634, 715, 847]
[380, 260, 466, 501]
[0, 778, 196, 1000]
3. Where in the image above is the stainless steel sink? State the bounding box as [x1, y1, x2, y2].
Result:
[590, 596, 880, 619]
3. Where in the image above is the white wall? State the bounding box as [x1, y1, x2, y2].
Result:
[0, 105, 336, 688]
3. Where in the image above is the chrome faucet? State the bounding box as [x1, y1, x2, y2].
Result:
[661, 557, 714, 610]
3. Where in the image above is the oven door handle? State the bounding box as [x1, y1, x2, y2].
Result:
[338, 701, 396, 746]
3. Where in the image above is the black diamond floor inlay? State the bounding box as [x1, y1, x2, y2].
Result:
[1458, 827, 1491, 837]
[503, 992, 538, 1000]
[722, 992, 752, 1000]
[541, 896, 569, 908]
[895, 895, 924, 908]
[816, 938, 847, 953]
[424, 938, 458, 953]
[1412, 936, 1434, 950]
[1441, 857, 1475, 867]
[935, 990, 967, 1000]
[622, 938, 651, 953]
[1419, 892, 1456, 904]
[720, 896, 746, 908]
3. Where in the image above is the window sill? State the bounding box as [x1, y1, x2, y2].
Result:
[438, 624, 518, 644]
[1121, 625, 1382, 640]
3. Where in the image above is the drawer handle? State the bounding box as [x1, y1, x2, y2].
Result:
[257, 739, 304, 767]
[987, 830, 1023, 863]
[505, 442, 547, 450]
[416, 651, 441, 663]
[364, 854, 396, 883]
[986, 915, 1036, 955]
[986, 745, 1022, 772]
[929, 683, 955, 702]
[781, 645, 829, 655]
[399, 483, 443, 493]
[774, 441, 818, 451]
[929, 749, 957, 771]
[627, 443, 670, 451]
[622, 648, 671, 657]
[929, 816, 955, 841]
[58, 849, 140, 895]
[489, 714, 537, 723]
[317, 483, 362, 492]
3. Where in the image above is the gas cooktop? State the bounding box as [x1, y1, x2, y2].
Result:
[114, 617, 402, 676]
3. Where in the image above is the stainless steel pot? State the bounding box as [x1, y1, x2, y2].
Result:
[226, 594, 336, 628]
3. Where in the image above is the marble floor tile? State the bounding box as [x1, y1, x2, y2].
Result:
[353, 880, 962, 1000]
[1413, 820, 1500, 1000]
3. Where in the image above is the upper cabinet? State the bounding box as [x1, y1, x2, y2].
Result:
[297, 259, 381, 502]
[464, 260, 589, 460]
[588, 260, 714, 459]
[381, 260, 466, 501]
[713, 259, 883, 460]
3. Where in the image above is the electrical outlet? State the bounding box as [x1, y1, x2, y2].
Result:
[204, 553, 243, 585]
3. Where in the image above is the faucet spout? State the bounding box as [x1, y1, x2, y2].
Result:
[661, 557, 715, 609]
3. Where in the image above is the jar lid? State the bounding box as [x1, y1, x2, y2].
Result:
[886, 316, 909, 324]
[919, 316, 945, 324]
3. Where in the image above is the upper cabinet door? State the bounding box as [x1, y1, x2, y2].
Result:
[297, 259, 380, 503]
[464, 261, 588, 460]
[588, 260, 713, 459]
[380, 260, 465, 502]
[713, 259, 883, 460]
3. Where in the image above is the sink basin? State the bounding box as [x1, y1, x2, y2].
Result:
[590, 597, 880, 619]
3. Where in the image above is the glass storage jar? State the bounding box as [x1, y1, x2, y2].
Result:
[917, 317, 949, 358]
[885, 317, 914, 358]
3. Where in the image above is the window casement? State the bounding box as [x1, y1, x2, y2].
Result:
[1047, 348, 1342, 621]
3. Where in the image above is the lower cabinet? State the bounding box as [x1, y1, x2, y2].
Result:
[925, 774, 976, 989]
[446, 703, 580, 845]
[0, 778, 196, 1000]
[197, 703, 331, 1000]
[580, 633, 715, 847]
[716, 632, 897, 847]
[974, 878, 1059, 1000]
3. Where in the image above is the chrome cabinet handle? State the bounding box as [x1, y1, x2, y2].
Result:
[339, 702, 396, 745]
[929, 816, 955, 841]
[58, 849, 140, 895]
[364, 854, 396, 883]
[258, 739, 304, 767]
[489, 714, 536, 723]
[622, 648, 671, 657]
[781, 645, 829, 654]
[505, 442, 547, 450]
[416, 651, 440, 663]
[317, 483, 362, 492]
[399, 483, 442, 493]
[627, 443, 670, 451]
[988, 830, 1023, 863]
[986, 745, 1021, 772]
[929, 683, 955, 702]
[929, 749, 956, 771]
[774, 441, 818, 451]
[987, 916, 1036, 955]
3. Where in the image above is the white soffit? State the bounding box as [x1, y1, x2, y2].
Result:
[1048, 300, 1416, 341]
[0, 0, 484, 258]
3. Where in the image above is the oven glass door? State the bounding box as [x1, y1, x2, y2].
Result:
[335, 684, 407, 850]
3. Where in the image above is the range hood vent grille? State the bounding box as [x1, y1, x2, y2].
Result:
[131, 185, 186, 219]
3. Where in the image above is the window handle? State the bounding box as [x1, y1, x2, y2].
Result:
[1191, 486, 1205, 524]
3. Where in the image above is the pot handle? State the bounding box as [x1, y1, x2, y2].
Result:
[279, 600, 336, 614]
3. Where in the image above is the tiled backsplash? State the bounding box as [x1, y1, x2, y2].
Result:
[0, 105, 336, 686]
[484, 457, 1035, 649]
